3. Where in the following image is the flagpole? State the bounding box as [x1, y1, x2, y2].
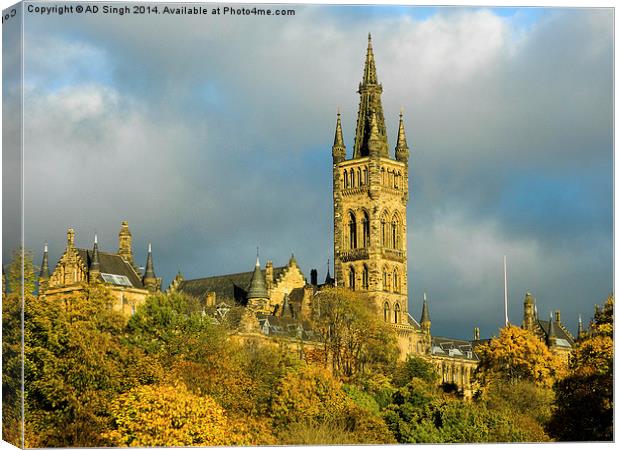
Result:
[504, 255, 509, 327]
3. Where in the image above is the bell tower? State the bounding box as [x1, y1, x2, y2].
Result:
[332, 34, 411, 326]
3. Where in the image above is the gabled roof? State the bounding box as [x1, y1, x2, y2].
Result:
[178, 266, 288, 305]
[536, 319, 575, 347]
[75, 248, 144, 289]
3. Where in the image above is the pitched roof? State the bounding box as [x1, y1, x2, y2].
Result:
[178, 266, 288, 305]
[76, 248, 144, 288]
[536, 319, 575, 347]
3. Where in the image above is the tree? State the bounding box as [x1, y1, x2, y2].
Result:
[312, 287, 399, 378]
[24, 283, 164, 447]
[393, 355, 439, 387]
[474, 325, 565, 390]
[103, 383, 232, 446]
[548, 295, 613, 441]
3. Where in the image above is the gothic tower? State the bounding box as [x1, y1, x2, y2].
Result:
[332, 34, 410, 326]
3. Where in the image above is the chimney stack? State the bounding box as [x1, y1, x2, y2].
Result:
[310, 269, 318, 286]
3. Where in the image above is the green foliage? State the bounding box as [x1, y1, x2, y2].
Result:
[548, 295, 614, 441]
[2, 292, 24, 446]
[343, 383, 381, 414]
[384, 379, 528, 443]
[393, 355, 439, 387]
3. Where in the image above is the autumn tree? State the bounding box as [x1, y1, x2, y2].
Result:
[474, 325, 565, 390]
[548, 295, 614, 441]
[393, 355, 440, 387]
[24, 283, 163, 447]
[312, 287, 399, 378]
[103, 383, 233, 446]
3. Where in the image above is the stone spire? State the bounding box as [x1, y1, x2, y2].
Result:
[547, 312, 557, 346]
[288, 253, 297, 267]
[353, 33, 388, 159]
[577, 314, 584, 339]
[89, 234, 101, 281]
[325, 258, 334, 285]
[367, 112, 382, 157]
[421, 292, 431, 334]
[143, 243, 157, 292]
[332, 111, 346, 163]
[395, 109, 410, 163]
[39, 243, 50, 293]
[247, 256, 268, 300]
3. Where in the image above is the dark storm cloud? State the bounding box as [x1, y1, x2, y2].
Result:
[12, 6, 612, 339]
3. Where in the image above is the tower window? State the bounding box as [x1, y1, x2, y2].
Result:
[362, 211, 370, 247]
[349, 266, 356, 290]
[357, 168, 362, 187]
[394, 303, 401, 324]
[383, 302, 390, 322]
[348, 212, 357, 249]
[393, 269, 399, 293]
[363, 167, 368, 185]
[350, 169, 355, 187]
[381, 167, 386, 185]
[381, 212, 388, 247]
[343, 170, 349, 188]
[383, 267, 389, 291]
[362, 265, 369, 290]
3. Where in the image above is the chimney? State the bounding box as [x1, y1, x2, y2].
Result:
[67, 228, 75, 248]
[310, 269, 318, 286]
[118, 221, 133, 264]
[265, 260, 274, 292]
[473, 327, 480, 341]
[555, 310, 561, 323]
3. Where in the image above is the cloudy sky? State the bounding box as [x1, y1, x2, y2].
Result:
[3, 3, 613, 339]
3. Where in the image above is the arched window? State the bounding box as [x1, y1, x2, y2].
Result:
[383, 267, 389, 291]
[362, 265, 369, 290]
[393, 269, 399, 293]
[363, 167, 368, 185]
[394, 303, 401, 324]
[357, 168, 362, 187]
[343, 170, 348, 188]
[381, 212, 389, 247]
[348, 212, 357, 249]
[391, 214, 400, 250]
[383, 302, 390, 322]
[348, 266, 356, 290]
[395, 172, 401, 189]
[350, 169, 355, 187]
[389, 170, 395, 188]
[361, 211, 370, 247]
[381, 167, 386, 185]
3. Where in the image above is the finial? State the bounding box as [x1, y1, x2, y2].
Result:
[94, 233, 98, 245]
[44, 242, 48, 253]
[368, 32, 372, 42]
[400, 106, 404, 117]
[424, 291, 427, 302]
[337, 106, 340, 116]
[256, 246, 260, 266]
[148, 242, 152, 253]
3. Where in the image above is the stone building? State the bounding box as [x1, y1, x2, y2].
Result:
[38, 221, 160, 316]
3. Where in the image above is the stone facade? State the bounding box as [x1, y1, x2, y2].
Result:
[40, 222, 160, 317]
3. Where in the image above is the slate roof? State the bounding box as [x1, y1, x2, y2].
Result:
[76, 248, 144, 288]
[536, 319, 575, 348]
[178, 266, 288, 305]
[256, 313, 319, 341]
[431, 336, 479, 361]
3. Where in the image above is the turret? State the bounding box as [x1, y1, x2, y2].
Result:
[420, 292, 431, 334]
[247, 256, 268, 301]
[118, 221, 133, 264]
[332, 111, 346, 163]
[89, 234, 101, 282]
[522, 292, 536, 331]
[577, 314, 585, 340]
[142, 243, 157, 292]
[67, 228, 75, 248]
[395, 109, 410, 163]
[325, 259, 334, 285]
[38, 243, 50, 293]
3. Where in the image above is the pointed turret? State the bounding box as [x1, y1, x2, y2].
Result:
[547, 312, 557, 346]
[421, 292, 431, 334]
[288, 253, 297, 267]
[577, 314, 585, 340]
[38, 243, 50, 294]
[142, 243, 157, 292]
[353, 34, 388, 158]
[367, 112, 382, 157]
[89, 234, 101, 282]
[247, 256, 268, 300]
[332, 111, 346, 163]
[363, 33, 378, 85]
[325, 258, 334, 285]
[395, 109, 410, 163]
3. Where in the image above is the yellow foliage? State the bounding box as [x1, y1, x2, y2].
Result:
[475, 325, 565, 390]
[103, 383, 232, 446]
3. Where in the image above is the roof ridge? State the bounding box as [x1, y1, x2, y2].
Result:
[183, 266, 288, 284]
